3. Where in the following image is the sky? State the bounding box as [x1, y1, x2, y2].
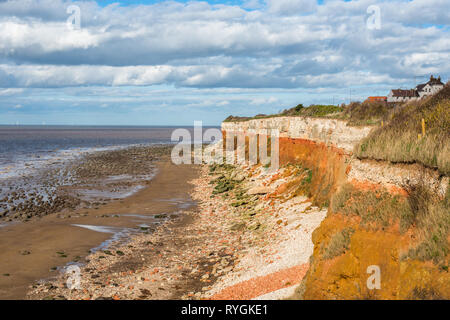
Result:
[0, 0, 449, 126]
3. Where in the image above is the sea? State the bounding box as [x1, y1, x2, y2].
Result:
[0, 125, 220, 216]
[0, 125, 219, 180]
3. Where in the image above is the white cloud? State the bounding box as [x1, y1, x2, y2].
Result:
[217, 100, 230, 106]
[0, 88, 24, 96]
[12, 104, 23, 109]
[250, 96, 278, 105]
[0, 19, 101, 53]
[0, 0, 448, 90]
[266, 0, 317, 15]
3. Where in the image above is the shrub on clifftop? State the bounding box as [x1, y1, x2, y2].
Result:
[355, 83, 450, 176]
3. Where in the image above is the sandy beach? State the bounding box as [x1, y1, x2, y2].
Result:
[24, 157, 326, 301]
[0, 148, 199, 299]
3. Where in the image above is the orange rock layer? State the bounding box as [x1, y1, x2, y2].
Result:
[222, 130, 449, 299]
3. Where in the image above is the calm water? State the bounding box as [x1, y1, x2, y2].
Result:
[0, 125, 219, 180]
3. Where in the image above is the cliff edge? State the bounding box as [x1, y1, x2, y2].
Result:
[220, 101, 449, 299]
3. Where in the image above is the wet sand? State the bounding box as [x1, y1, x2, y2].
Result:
[0, 158, 199, 299]
[24, 162, 324, 301]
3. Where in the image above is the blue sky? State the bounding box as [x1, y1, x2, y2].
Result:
[96, 0, 246, 5]
[0, 0, 449, 125]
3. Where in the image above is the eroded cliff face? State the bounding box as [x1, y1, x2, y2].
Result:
[222, 117, 449, 300]
[222, 117, 368, 207]
[222, 117, 371, 153]
[302, 212, 449, 300]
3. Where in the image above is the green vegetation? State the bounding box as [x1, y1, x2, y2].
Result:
[263, 161, 271, 169]
[212, 177, 237, 194]
[331, 179, 449, 265]
[223, 115, 266, 122]
[223, 104, 343, 122]
[279, 104, 343, 117]
[209, 163, 235, 174]
[208, 164, 268, 235]
[281, 164, 314, 199]
[231, 200, 249, 207]
[56, 251, 67, 258]
[403, 180, 449, 264]
[209, 164, 242, 195]
[330, 183, 412, 231]
[342, 101, 393, 126]
[302, 168, 313, 185]
[223, 101, 397, 126]
[322, 227, 355, 260]
[355, 83, 450, 175]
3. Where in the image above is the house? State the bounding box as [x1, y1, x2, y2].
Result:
[387, 89, 418, 103]
[386, 75, 444, 103]
[416, 75, 444, 98]
[366, 96, 387, 103]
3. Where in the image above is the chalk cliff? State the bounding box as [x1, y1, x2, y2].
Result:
[221, 116, 449, 300]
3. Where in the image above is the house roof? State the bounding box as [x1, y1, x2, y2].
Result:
[367, 96, 387, 101]
[416, 75, 444, 91]
[416, 84, 426, 91]
[390, 89, 418, 98]
[427, 76, 444, 86]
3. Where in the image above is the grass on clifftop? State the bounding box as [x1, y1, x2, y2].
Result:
[279, 104, 343, 117]
[224, 101, 398, 127]
[223, 104, 343, 122]
[342, 101, 394, 126]
[355, 83, 450, 175]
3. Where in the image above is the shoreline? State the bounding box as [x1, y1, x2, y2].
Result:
[0, 153, 199, 299]
[0, 144, 171, 223]
[26, 162, 326, 300]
